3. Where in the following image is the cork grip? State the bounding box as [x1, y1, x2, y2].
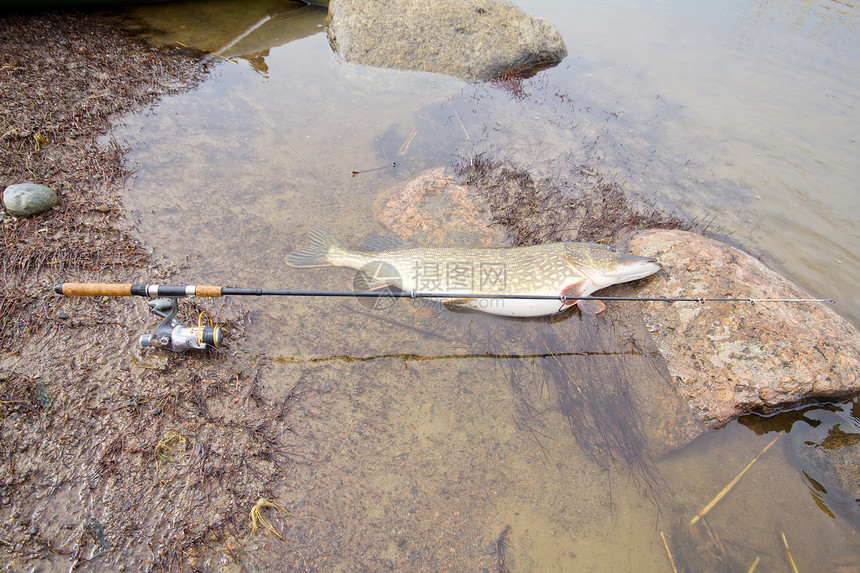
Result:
[55, 283, 134, 297]
[194, 285, 222, 297]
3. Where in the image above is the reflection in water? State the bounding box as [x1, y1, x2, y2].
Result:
[123, 0, 326, 74]
[745, 399, 860, 528]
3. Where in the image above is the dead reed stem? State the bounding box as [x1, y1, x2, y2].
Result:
[781, 531, 799, 573]
[660, 531, 678, 573]
[690, 433, 782, 525]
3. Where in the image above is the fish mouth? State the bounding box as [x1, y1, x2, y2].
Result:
[604, 254, 661, 283]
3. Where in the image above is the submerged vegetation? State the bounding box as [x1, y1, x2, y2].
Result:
[457, 152, 689, 247]
[480, 315, 670, 508]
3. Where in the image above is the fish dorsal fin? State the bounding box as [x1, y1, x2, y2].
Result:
[361, 234, 416, 252]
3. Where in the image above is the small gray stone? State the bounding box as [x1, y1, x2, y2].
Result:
[2, 183, 59, 217]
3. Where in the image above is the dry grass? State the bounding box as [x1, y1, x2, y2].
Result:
[0, 11, 202, 349]
[250, 497, 290, 541]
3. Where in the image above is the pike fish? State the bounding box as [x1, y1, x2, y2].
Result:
[285, 228, 661, 317]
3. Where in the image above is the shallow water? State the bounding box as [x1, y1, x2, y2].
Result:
[111, 0, 860, 569]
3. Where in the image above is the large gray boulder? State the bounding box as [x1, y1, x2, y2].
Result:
[627, 229, 860, 433]
[2, 183, 59, 217]
[327, 0, 568, 82]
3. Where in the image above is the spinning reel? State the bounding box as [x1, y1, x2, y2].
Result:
[139, 298, 223, 352]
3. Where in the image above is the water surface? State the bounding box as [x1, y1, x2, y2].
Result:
[112, 0, 860, 569]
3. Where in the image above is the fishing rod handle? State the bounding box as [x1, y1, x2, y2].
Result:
[54, 283, 223, 298]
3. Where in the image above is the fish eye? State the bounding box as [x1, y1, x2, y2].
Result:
[607, 246, 618, 253]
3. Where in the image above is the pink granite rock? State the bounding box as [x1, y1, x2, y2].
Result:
[627, 229, 860, 431]
[375, 167, 508, 246]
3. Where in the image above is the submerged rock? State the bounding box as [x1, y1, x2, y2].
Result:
[375, 167, 508, 246]
[627, 229, 860, 432]
[2, 183, 59, 217]
[327, 0, 567, 82]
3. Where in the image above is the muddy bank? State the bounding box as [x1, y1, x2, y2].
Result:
[1, 11, 295, 571]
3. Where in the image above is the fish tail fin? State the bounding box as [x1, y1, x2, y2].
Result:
[285, 227, 343, 267]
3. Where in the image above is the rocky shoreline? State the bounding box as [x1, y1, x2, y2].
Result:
[1, 11, 293, 571]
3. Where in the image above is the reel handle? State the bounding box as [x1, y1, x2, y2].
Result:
[55, 283, 223, 298]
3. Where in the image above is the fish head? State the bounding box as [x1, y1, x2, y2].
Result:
[564, 243, 661, 290]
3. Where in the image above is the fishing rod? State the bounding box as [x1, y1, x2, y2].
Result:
[53, 282, 835, 353]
